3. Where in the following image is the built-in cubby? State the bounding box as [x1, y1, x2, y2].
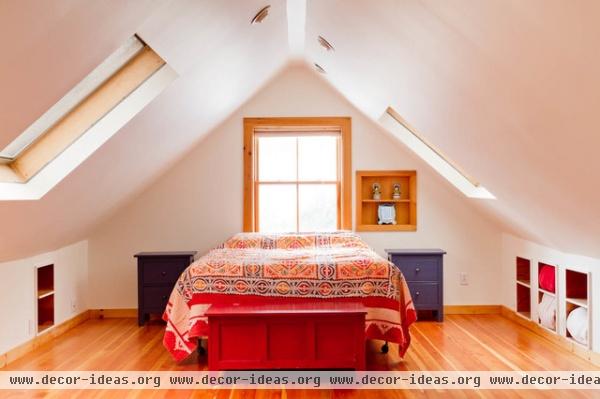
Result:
[564, 269, 590, 348]
[37, 264, 54, 333]
[514, 254, 592, 350]
[537, 262, 557, 332]
[355, 170, 417, 231]
[516, 257, 531, 319]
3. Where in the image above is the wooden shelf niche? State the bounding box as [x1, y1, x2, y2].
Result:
[515, 257, 531, 319]
[37, 264, 54, 333]
[356, 171, 416, 231]
[564, 269, 590, 348]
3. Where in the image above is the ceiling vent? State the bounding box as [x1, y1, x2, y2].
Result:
[314, 63, 326, 74]
[318, 35, 334, 51]
[251, 5, 270, 24]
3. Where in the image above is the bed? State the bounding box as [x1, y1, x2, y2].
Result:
[163, 231, 416, 362]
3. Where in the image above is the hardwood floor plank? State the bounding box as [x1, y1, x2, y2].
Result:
[1, 315, 598, 398]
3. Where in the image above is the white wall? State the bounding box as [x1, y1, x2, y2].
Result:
[88, 64, 504, 309]
[501, 233, 600, 352]
[0, 240, 88, 354]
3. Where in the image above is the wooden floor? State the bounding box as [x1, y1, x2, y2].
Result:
[2, 314, 598, 398]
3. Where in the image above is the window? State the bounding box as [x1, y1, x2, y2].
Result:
[380, 107, 495, 199]
[0, 35, 176, 200]
[244, 117, 351, 232]
[0, 36, 145, 164]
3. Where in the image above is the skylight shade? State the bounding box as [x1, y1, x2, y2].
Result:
[0, 36, 177, 200]
[0, 36, 144, 162]
[380, 107, 495, 199]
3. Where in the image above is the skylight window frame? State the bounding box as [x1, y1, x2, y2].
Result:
[380, 107, 495, 200]
[0, 36, 145, 163]
[0, 35, 177, 200]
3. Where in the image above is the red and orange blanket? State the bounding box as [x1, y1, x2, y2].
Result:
[163, 232, 416, 361]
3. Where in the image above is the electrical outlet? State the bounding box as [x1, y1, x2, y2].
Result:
[460, 272, 469, 286]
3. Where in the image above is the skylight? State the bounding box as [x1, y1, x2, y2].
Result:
[380, 107, 495, 199]
[0, 35, 177, 200]
[0, 36, 144, 163]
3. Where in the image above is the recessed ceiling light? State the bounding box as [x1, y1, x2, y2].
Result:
[314, 63, 326, 74]
[318, 35, 334, 51]
[251, 5, 270, 24]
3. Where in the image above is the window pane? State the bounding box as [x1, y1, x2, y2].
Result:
[298, 135, 337, 181]
[257, 136, 297, 181]
[258, 184, 297, 232]
[299, 184, 337, 232]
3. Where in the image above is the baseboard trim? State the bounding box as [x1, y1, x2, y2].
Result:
[444, 305, 501, 315]
[0, 310, 90, 369]
[500, 305, 600, 367]
[90, 308, 137, 319]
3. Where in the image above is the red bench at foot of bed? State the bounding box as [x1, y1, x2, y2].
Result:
[206, 302, 367, 370]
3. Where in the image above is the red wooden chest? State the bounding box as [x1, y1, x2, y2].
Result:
[206, 302, 367, 370]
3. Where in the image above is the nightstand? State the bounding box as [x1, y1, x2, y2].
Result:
[134, 251, 196, 326]
[386, 249, 446, 321]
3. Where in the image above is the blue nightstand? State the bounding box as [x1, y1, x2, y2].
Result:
[386, 249, 446, 322]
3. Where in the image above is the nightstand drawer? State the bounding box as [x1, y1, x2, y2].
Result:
[391, 256, 439, 281]
[141, 258, 189, 284]
[408, 283, 439, 307]
[142, 285, 173, 312]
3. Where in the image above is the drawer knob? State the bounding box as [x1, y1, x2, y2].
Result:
[415, 267, 421, 273]
[415, 291, 420, 296]
[161, 271, 167, 277]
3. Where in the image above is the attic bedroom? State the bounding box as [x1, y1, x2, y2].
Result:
[1, 0, 599, 397]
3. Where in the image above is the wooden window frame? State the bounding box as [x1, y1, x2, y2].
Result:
[243, 117, 352, 232]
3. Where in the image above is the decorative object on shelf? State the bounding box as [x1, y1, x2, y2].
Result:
[377, 204, 396, 225]
[566, 306, 588, 346]
[538, 293, 557, 330]
[372, 183, 382, 200]
[392, 183, 401, 199]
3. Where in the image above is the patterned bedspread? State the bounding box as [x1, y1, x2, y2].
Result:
[163, 232, 416, 361]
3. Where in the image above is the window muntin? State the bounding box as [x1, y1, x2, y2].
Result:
[255, 133, 340, 232]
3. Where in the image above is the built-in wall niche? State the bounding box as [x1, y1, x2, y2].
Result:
[37, 264, 54, 333]
[537, 262, 557, 332]
[564, 269, 590, 348]
[355, 170, 417, 231]
[515, 257, 531, 319]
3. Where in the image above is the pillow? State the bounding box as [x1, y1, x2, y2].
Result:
[538, 293, 556, 330]
[220, 232, 368, 250]
[566, 307, 588, 346]
[538, 265, 555, 293]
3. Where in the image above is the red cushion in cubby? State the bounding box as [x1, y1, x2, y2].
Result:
[538, 265, 555, 293]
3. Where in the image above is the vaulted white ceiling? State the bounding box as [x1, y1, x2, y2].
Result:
[1, 0, 599, 260]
